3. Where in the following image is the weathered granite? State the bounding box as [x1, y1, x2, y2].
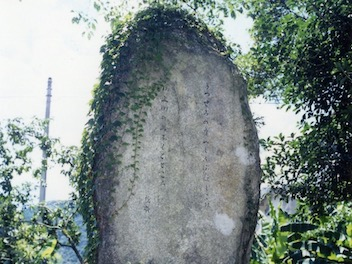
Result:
[94, 10, 260, 264]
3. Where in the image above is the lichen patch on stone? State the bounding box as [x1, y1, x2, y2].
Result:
[213, 213, 235, 236]
[235, 146, 256, 166]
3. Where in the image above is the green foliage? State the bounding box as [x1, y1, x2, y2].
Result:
[73, 0, 244, 37]
[0, 118, 82, 263]
[242, 0, 352, 210]
[72, 1, 244, 62]
[55, 203, 87, 264]
[251, 202, 352, 263]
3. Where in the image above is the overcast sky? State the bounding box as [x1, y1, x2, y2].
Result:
[0, 0, 298, 201]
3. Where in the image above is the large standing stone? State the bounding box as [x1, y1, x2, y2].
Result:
[93, 9, 260, 264]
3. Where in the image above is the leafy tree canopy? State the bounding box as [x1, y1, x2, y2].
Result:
[73, 0, 242, 28]
[241, 0, 352, 211]
[0, 118, 83, 263]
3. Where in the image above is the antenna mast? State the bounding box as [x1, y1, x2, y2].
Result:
[39, 77, 52, 203]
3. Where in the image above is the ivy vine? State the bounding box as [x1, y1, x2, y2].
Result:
[74, 5, 236, 262]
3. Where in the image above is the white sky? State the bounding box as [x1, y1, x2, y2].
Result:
[0, 0, 298, 201]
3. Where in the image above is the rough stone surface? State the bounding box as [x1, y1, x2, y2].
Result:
[94, 14, 260, 264]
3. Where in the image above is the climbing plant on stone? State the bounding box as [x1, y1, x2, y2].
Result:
[72, 0, 243, 40]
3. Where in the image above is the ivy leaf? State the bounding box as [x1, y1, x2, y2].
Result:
[347, 223, 352, 237]
[40, 239, 57, 258]
[93, 1, 101, 12]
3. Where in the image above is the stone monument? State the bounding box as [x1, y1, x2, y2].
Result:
[92, 8, 260, 264]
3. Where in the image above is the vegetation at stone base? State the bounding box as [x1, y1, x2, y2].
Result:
[251, 201, 352, 263]
[0, 118, 83, 263]
[238, 0, 352, 212]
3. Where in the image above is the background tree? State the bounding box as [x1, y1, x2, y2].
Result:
[72, 0, 243, 45]
[240, 1, 352, 262]
[239, 0, 352, 211]
[0, 118, 82, 263]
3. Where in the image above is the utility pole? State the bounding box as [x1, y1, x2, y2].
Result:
[39, 77, 52, 203]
